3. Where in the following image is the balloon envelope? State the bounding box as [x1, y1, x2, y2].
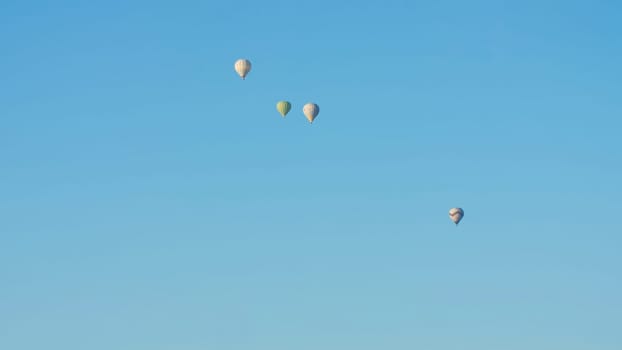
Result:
[449, 208, 464, 225]
[303, 103, 320, 123]
[234, 59, 252, 79]
[276, 101, 291, 117]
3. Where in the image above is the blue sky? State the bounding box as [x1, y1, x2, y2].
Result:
[1, 1, 621, 349]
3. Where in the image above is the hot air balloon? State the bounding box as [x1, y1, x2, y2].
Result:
[276, 101, 291, 117]
[449, 208, 464, 226]
[234, 59, 252, 80]
[303, 103, 319, 123]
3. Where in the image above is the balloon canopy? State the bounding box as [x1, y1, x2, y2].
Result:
[449, 208, 464, 226]
[302, 103, 320, 123]
[276, 101, 291, 117]
[234, 59, 252, 79]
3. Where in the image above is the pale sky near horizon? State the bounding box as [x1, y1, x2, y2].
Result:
[2, 1, 621, 349]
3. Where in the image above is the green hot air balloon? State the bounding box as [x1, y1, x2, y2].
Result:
[276, 101, 291, 117]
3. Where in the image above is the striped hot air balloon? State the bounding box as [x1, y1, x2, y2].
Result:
[276, 101, 291, 117]
[449, 208, 464, 226]
[234, 59, 252, 80]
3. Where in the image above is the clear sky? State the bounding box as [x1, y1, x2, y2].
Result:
[1, 1, 621, 349]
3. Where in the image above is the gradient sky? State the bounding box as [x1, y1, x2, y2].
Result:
[1, 1, 621, 349]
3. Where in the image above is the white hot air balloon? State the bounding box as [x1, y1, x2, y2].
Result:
[449, 208, 464, 226]
[303, 103, 319, 123]
[234, 59, 252, 80]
